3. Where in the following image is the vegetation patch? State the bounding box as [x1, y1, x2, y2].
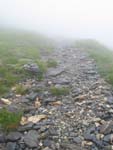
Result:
[0, 108, 22, 132]
[50, 86, 69, 96]
[47, 59, 58, 68]
[0, 28, 54, 95]
[75, 39, 113, 85]
[15, 84, 29, 95]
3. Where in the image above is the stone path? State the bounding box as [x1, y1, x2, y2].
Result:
[0, 47, 113, 150]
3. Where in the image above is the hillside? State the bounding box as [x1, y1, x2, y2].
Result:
[0, 32, 113, 150]
[0, 28, 54, 95]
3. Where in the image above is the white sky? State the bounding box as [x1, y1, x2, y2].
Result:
[0, 0, 113, 46]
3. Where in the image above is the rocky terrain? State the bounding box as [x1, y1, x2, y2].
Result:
[0, 47, 113, 150]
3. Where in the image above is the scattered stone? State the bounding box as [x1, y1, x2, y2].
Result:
[6, 132, 22, 142]
[73, 136, 82, 144]
[46, 68, 65, 77]
[53, 78, 70, 85]
[23, 63, 40, 74]
[107, 96, 113, 104]
[0, 98, 12, 105]
[26, 92, 39, 101]
[86, 70, 97, 75]
[43, 139, 53, 147]
[72, 88, 83, 97]
[74, 94, 87, 101]
[24, 130, 39, 148]
[18, 123, 33, 132]
[43, 98, 56, 105]
[99, 121, 113, 135]
[103, 134, 113, 144]
[6, 142, 17, 150]
[0, 133, 5, 143]
[1, 47, 113, 150]
[61, 143, 85, 150]
[21, 98, 30, 103]
[42, 147, 52, 150]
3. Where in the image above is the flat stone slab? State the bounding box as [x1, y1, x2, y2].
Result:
[46, 68, 65, 77]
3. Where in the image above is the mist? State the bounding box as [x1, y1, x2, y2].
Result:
[0, 0, 113, 47]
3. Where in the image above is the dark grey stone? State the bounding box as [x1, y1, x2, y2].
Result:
[99, 121, 113, 135]
[0, 133, 5, 143]
[46, 68, 65, 77]
[53, 78, 70, 85]
[6, 132, 22, 142]
[107, 96, 113, 104]
[103, 134, 113, 143]
[6, 142, 17, 150]
[73, 137, 81, 144]
[26, 92, 38, 101]
[72, 88, 83, 97]
[48, 127, 58, 136]
[18, 123, 33, 132]
[43, 139, 53, 147]
[24, 130, 39, 148]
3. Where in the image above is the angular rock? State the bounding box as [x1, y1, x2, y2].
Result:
[26, 92, 39, 101]
[73, 137, 82, 144]
[24, 130, 39, 148]
[85, 70, 97, 75]
[53, 78, 70, 85]
[48, 127, 58, 136]
[43, 98, 56, 105]
[43, 139, 53, 147]
[103, 134, 113, 144]
[6, 132, 22, 142]
[18, 123, 33, 132]
[46, 68, 65, 77]
[6, 142, 17, 150]
[72, 88, 83, 97]
[107, 96, 113, 104]
[99, 121, 113, 135]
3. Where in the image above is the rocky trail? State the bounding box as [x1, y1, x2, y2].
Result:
[1, 47, 113, 150]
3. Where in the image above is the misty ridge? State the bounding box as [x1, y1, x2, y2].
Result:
[0, 0, 113, 48]
[0, 1, 113, 150]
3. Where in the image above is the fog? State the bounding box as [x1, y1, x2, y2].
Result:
[0, 0, 113, 47]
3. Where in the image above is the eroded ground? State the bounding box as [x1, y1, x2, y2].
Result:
[0, 47, 113, 150]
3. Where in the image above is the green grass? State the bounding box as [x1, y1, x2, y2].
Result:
[50, 86, 69, 96]
[0, 28, 54, 95]
[0, 108, 22, 132]
[74, 39, 113, 85]
[47, 59, 58, 68]
[15, 84, 29, 95]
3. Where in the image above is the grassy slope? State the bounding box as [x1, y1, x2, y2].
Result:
[74, 39, 113, 85]
[0, 28, 54, 95]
